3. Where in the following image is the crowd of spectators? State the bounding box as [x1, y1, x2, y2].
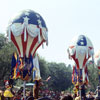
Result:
[1, 88, 100, 100]
[1, 81, 100, 100]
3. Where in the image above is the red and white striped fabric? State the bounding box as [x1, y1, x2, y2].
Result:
[68, 35, 94, 69]
[7, 10, 48, 58]
[10, 28, 45, 58]
[68, 35, 94, 85]
[82, 64, 89, 84]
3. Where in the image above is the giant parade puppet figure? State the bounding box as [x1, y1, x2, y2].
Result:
[7, 9, 48, 99]
[68, 35, 94, 100]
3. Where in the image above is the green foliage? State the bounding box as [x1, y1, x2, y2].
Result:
[87, 62, 98, 91]
[0, 34, 73, 91]
[0, 34, 6, 49]
[39, 57, 50, 80]
[0, 34, 99, 92]
[0, 34, 16, 85]
[46, 63, 72, 91]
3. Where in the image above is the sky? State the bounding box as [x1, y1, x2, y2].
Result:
[0, 0, 100, 65]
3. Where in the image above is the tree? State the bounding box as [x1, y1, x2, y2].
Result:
[0, 34, 16, 85]
[39, 57, 50, 80]
[47, 62, 72, 91]
[0, 34, 73, 91]
[86, 61, 98, 91]
[0, 34, 6, 49]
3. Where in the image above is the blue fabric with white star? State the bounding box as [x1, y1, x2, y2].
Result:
[11, 10, 47, 28]
[77, 35, 87, 46]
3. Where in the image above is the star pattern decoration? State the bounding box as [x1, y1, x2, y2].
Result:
[37, 19, 42, 28]
[36, 14, 40, 18]
[23, 16, 29, 24]
[37, 19, 41, 24]
[80, 42, 84, 45]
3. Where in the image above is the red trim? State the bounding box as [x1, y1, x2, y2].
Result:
[11, 32, 21, 55]
[88, 47, 93, 49]
[71, 51, 80, 69]
[21, 29, 28, 57]
[29, 26, 45, 57]
[83, 54, 90, 67]
[83, 55, 87, 68]
[28, 36, 38, 57]
[69, 46, 75, 49]
[40, 28, 42, 35]
[32, 40, 45, 57]
[28, 26, 40, 57]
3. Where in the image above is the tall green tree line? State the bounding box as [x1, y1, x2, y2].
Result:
[0, 34, 99, 92]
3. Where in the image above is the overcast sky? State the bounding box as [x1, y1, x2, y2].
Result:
[0, 0, 100, 65]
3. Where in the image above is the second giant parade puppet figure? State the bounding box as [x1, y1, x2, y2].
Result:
[68, 35, 94, 100]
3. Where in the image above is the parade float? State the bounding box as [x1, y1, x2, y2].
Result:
[7, 9, 48, 99]
[68, 35, 94, 100]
